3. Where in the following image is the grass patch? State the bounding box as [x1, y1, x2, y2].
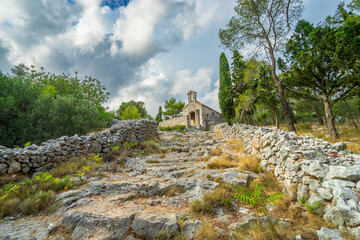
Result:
[226, 139, 245, 153]
[158, 125, 186, 132]
[190, 184, 233, 214]
[346, 143, 360, 154]
[49, 157, 100, 178]
[0, 172, 72, 218]
[140, 137, 161, 156]
[207, 155, 237, 169]
[295, 122, 313, 131]
[232, 219, 289, 240]
[165, 185, 186, 197]
[210, 148, 223, 156]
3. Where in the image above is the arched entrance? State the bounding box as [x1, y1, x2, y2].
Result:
[190, 112, 196, 126]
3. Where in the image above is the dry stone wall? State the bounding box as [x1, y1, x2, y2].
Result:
[215, 123, 360, 237]
[0, 120, 158, 175]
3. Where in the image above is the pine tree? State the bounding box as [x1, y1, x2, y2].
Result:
[219, 52, 234, 124]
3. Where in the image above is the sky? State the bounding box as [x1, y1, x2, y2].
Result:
[0, 0, 352, 116]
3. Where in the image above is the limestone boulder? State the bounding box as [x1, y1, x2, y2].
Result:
[182, 220, 202, 239]
[0, 163, 7, 174]
[332, 187, 358, 201]
[323, 205, 360, 227]
[8, 161, 21, 173]
[325, 166, 360, 182]
[62, 211, 134, 240]
[317, 227, 344, 240]
[302, 161, 329, 180]
[131, 211, 181, 238]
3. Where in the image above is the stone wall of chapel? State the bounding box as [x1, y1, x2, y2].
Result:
[158, 115, 187, 128]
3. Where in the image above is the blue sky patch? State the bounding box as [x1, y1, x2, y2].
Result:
[66, 0, 75, 6]
[100, 0, 130, 9]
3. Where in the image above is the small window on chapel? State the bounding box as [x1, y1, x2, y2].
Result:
[212, 112, 214, 115]
[191, 95, 194, 101]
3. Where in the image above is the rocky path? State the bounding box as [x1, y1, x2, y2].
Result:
[1, 130, 261, 240]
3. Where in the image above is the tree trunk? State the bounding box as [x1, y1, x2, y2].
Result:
[275, 111, 279, 128]
[240, 109, 245, 124]
[344, 100, 358, 129]
[268, 49, 296, 133]
[313, 105, 325, 125]
[244, 110, 248, 125]
[323, 95, 339, 139]
[274, 80, 297, 132]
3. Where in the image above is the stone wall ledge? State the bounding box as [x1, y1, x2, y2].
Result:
[0, 120, 158, 174]
[214, 123, 360, 236]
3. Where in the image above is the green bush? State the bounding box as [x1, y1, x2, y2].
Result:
[158, 125, 186, 132]
[0, 67, 110, 148]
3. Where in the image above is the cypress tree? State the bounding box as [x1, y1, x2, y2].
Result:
[155, 106, 163, 123]
[219, 52, 234, 124]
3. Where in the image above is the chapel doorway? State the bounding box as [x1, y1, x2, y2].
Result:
[190, 112, 196, 126]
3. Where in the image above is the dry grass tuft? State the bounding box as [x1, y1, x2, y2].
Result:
[190, 184, 233, 214]
[207, 155, 237, 169]
[226, 139, 245, 153]
[272, 195, 329, 238]
[210, 148, 223, 156]
[232, 220, 289, 240]
[237, 155, 260, 172]
[194, 222, 225, 240]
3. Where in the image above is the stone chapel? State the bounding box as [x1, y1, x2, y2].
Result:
[159, 90, 225, 130]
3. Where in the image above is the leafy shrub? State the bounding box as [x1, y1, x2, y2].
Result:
[233, 182, 284, 217]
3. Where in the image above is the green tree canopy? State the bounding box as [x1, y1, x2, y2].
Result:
[0, 66, 110, 147]
[116, 100, 152, 120]
[219, 0, 303, 132]
[120, 106, 141, 120]
[163, 98, 185, 118]
[285, 6, 360, 138]
[11, 64, 110, 107]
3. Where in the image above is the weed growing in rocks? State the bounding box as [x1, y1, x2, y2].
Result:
[233, 182, 284, 222]
[141, 138, 160, 156]
[88, 153, 103, 164]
